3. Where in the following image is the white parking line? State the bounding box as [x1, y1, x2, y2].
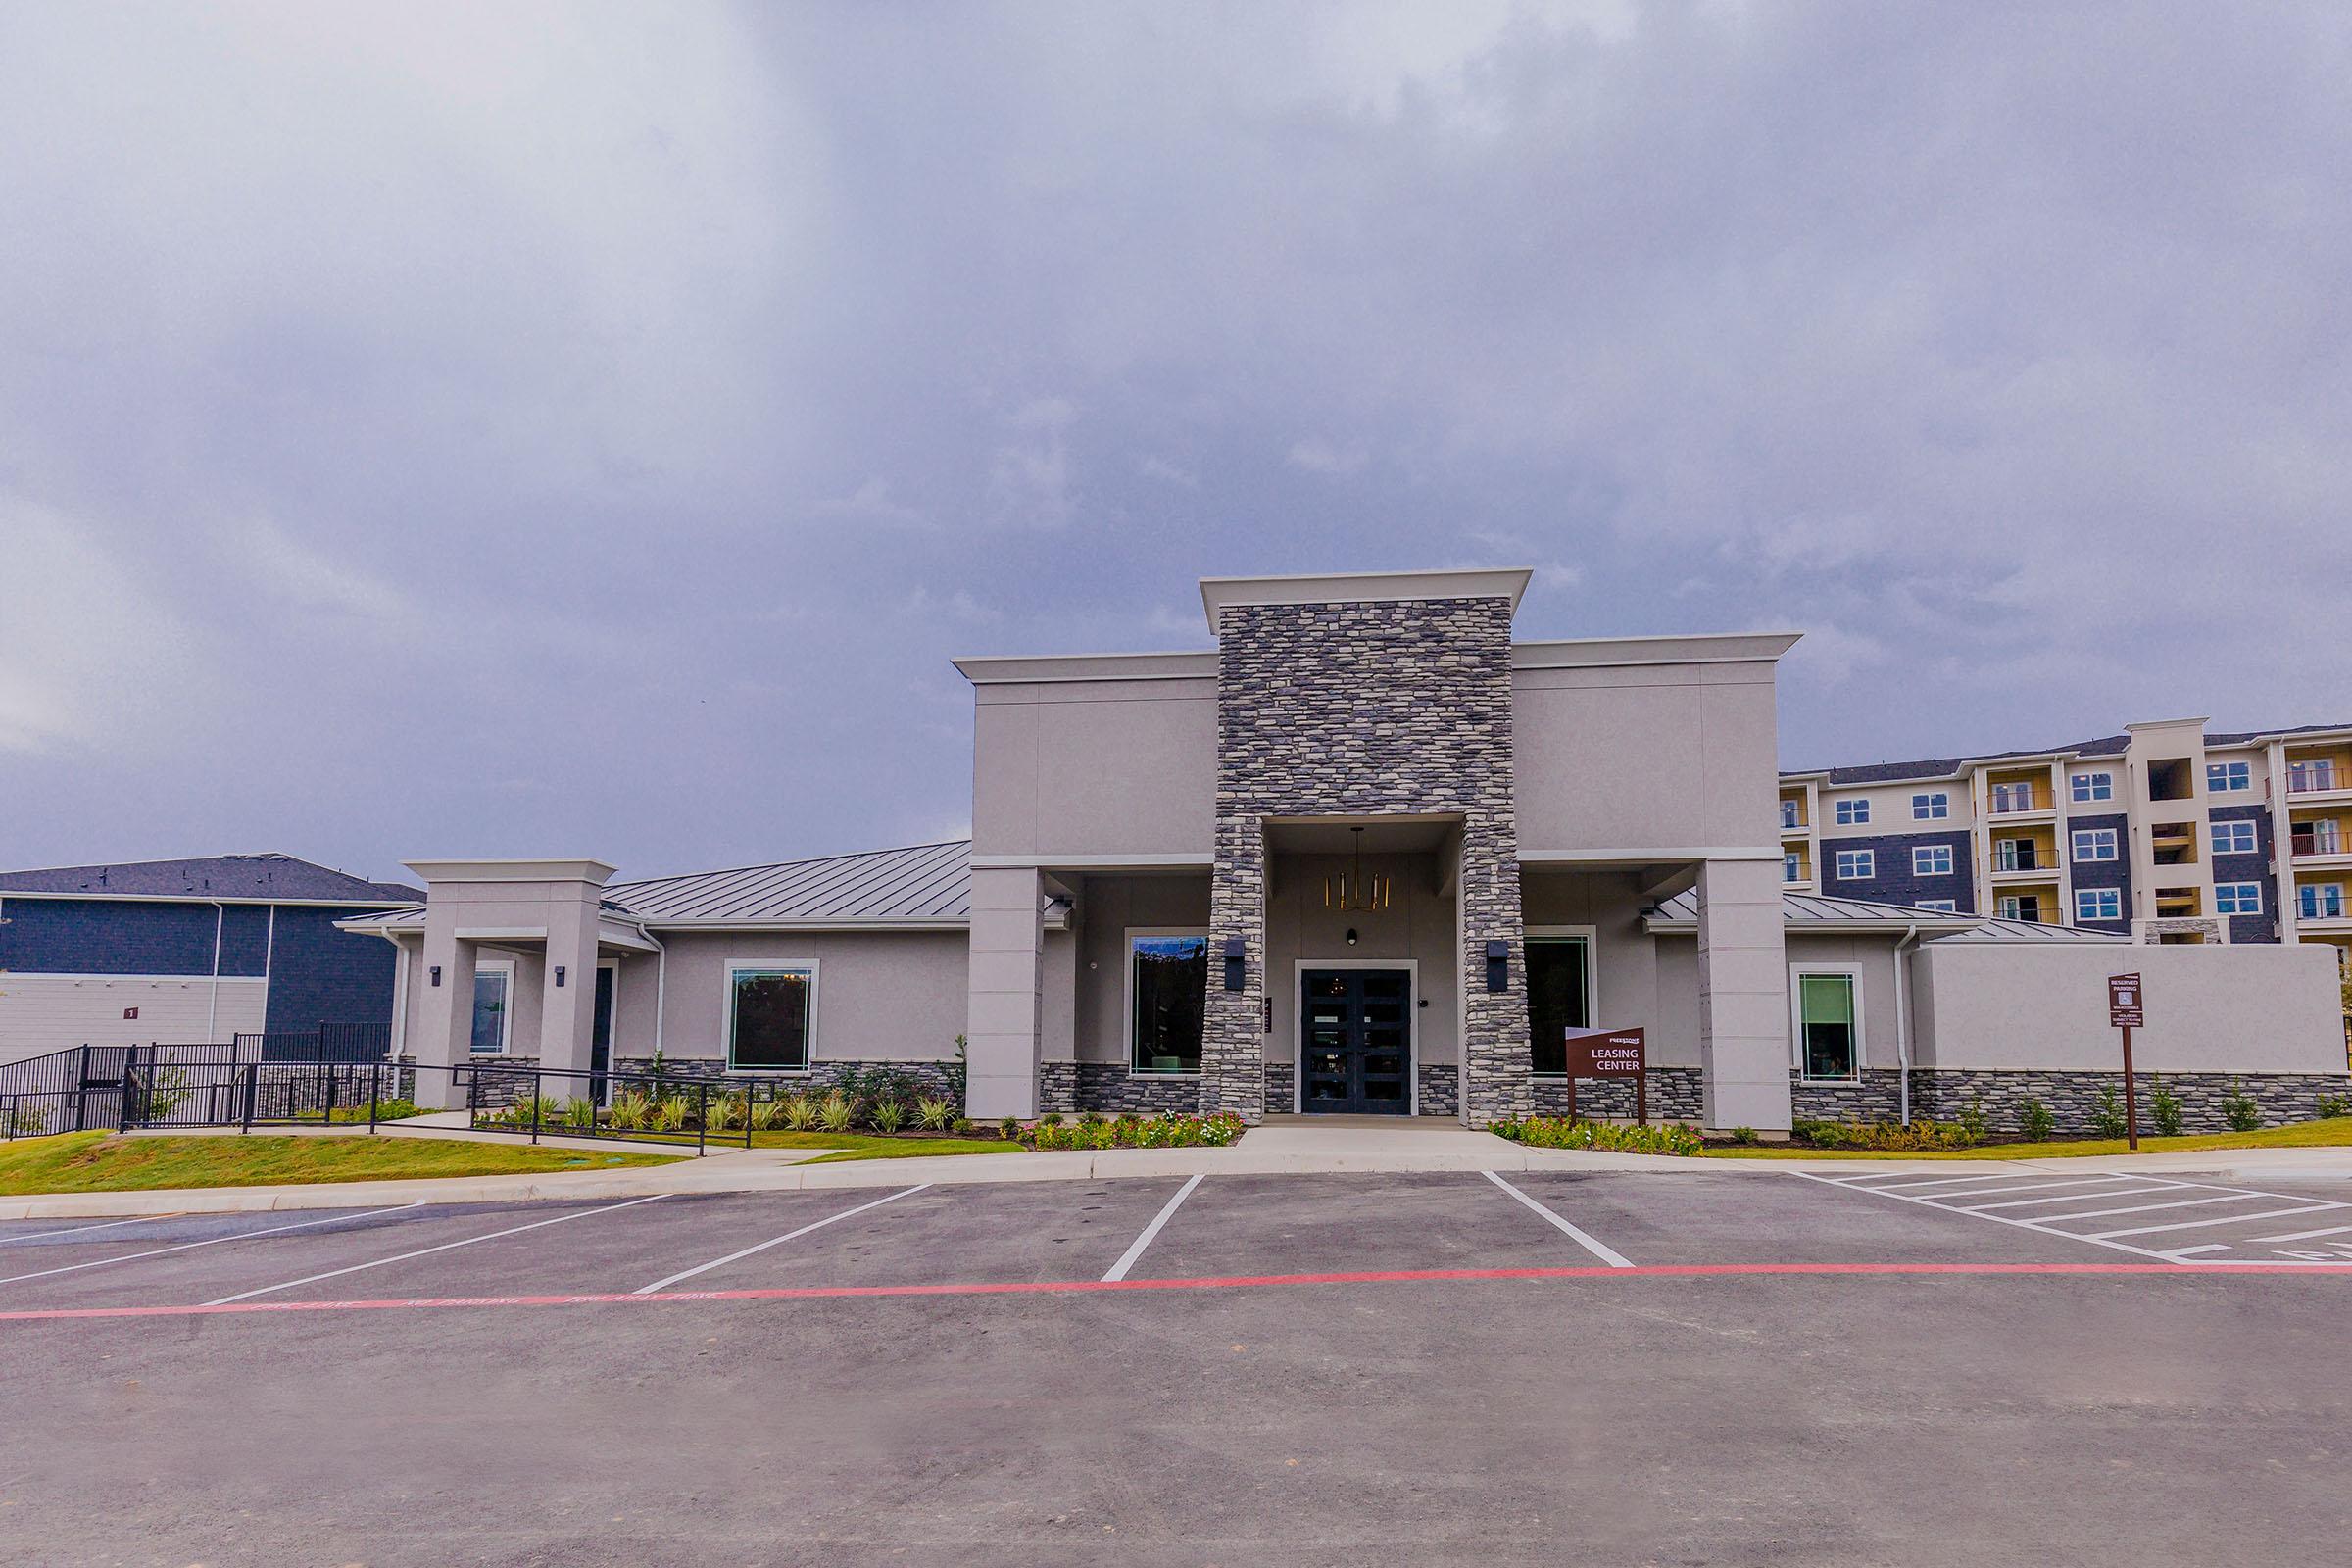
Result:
[1102, 1174, 1203, 1283]
[0, 1203, 423, 1288]
[635, 1185, 930, 1295]
[2246, 1221, 2352, 1245]
[1482, 1170, 1634, 1268]
[1787, 1170, 2185, 1261]
[0, 1214, 177, 1248]
[207, 1195, 669, 1305]
[1927, 1177, 2154, 1202]
[2023, 1193, 2277, 1225]
[2085, 1205, 2340, 1242]
[1962, 1184, 2181, 1211]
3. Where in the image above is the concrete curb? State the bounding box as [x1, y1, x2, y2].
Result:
[7, 1136, 2351, 1220]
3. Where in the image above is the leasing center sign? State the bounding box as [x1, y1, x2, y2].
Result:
[1564, 1028, 1646, 1076]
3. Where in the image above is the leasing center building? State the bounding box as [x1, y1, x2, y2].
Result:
[357, 569, 2347, 1134]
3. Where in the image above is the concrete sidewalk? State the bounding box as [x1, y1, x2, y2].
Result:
[6, 1118, 2352, 1219]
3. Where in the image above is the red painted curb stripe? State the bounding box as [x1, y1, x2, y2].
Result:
[2, 1258, 2347, 1324]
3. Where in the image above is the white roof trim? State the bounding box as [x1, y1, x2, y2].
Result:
[1200, 567, 1532, 628]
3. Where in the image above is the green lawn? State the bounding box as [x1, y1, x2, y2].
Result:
[1707, 1116, 2352, 1161]
[738, 1131, 1024, 1163]
[0, 1131, 674, 1195]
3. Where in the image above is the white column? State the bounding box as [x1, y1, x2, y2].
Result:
[1695, 857, 1792, 1132]
[2271, 739, 2300, 945]
[538, 896, 602, 1078]
[412, 917, 478, 1111]
[966, 865, 1044, 1119]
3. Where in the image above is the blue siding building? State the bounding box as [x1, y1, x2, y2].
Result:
[0, 855, 418, 1061]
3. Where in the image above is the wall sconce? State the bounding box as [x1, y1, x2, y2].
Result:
[1346, 928, 1359, 946]
[1485, 940, 1509, 993]
[555, 965, 566, 988]
[1222, 936, 1247, 992]
[429, 965, 442, 988]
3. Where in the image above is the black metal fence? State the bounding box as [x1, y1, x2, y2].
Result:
[232, 1021, 394, 1061]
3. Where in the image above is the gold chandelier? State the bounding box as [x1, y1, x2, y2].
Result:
[1323, 826, 1391, 910]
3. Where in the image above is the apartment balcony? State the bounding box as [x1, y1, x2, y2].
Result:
[2291, 825, 2351, 866]
[1989, 853, 2054, 881]
[1984, 790, 2053, 819]
[2286, 763, 2350, 800]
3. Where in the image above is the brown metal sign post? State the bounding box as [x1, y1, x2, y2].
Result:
[1563, 1027, 1648, 1124]
[2108, 973, 2144, 1151]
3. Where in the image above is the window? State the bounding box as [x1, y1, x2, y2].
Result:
[2207, 760, 2252, 793]
[2216, 882, 2264, 915]
[2210, 819, 2259, 856]
[1993, 838, 2042, 872]
[1793, 971, 1859, 1082]
[2072, 772, 2114, 804]
[2076, 888, 2123, 923]
[1834, 849, 1874, 881]
[1835, 799, 1870, 825]
[1784, 851, 1803, 884]
[2071, 827, 2119, 862]
[726, 964, 814, 1071]
[1990, 781, 2040, 813]
[1916, 899, 1958, 913]
[1912, 845, 1953, 876]
[1911, 792, 1949, 820]
[468, 965, 513, 1055]
[2289, 760, 2340, 794]
[1128, 932, 1206, 1074]
[1997, 895, 2043, 922]
[2302, 884, 2346, 920]
[1526, 931, 1594, 1075]
[1781, 798, 1802, 830]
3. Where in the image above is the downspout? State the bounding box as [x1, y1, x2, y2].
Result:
[637, 923, 667, 1060]
[1894, 920, 1921, 1125]
[206, 902, 225, 1041]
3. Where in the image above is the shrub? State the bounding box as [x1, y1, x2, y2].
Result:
[2089, 1086, 2128, 1140]
[2148, 1076, 2184, 1138]
[1729, 1126, 1759, 1146]
[1789, 1118, 1978, 1152]
[954, 1116, 974, 1136]
[781, 1093, 817, 1132]
[913, 1096, 955, 1132]
[1958, 1094, 1989, 1145]
[1024, 1111, 1245, 1152]
[1039, 1112, 1064, 1129]
[946, 1033, 969, 1110]
[654, 1093, 696, 1132]
[2223, 1077, 2262, 1133]
[607, 1089, 650, 1131]
[870, 1099, 907, 1135]
[815, 1091, 857, 1134]
[999, 1117, 1020, 1142]
[2317, 1092, 2352, 1119]
[749, 1093, 785, 1131]
[6, 1104, 51, 1136]
[498, 1092, 553, 1128]
[1489, 1116, 1704, 1156]
[563, 1097, 598, 1130]
[703, 1092, 742, 1134]
[2020, 1095, 2055, 1143]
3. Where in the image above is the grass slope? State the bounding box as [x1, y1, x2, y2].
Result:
[1708, 1116, 2352, 1161]
[737, 1131, 1023, 1163]
[0, 1131, 672, 1195]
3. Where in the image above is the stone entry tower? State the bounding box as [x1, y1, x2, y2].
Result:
[1199, 570, 1536, 1126]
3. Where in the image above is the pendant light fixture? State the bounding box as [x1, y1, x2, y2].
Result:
[1323, 826, 1392, 911]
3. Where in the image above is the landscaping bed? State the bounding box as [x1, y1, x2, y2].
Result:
[1489, 1116, 1705, 1156]
[1705, 1115, 2352, 1160]
[0, 1132, 672, 1195]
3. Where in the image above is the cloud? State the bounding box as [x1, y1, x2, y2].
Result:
[1287, 437, 1368, 476]
[814, 478, 925, 525]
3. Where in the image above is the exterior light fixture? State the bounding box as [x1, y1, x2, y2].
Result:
[429, 965, 442, 987]
[1346, 927, 1359, 946]
[1222, 936, 1247, 992]
[555, 965, 566, 988]
[1485, 940, 1510, 993]
[1323, 826, 1391, 911]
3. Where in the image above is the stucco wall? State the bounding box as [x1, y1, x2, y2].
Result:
[634, 929, 967, 1064]
[1263, 851, 1459, 1073]
[1072, 874, 1212, 1066]
[1513, 660, 1781, 854]
[1783, 931, 1904, 1072]
[970, 675, 1217, 858]
[1911, 940, 2344, 1074]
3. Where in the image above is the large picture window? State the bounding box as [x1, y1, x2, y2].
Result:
[1794, 970, 1860, 1082]
[1526, 932, 1594, 1075]
[1128, 933, 1206, 1074]
[727, 964, 814, 1072]
[469, 965, 513, 1055]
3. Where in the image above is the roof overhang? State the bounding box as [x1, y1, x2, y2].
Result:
[1199, 566, 1533, 630]
[1512, 631, 1802, 670]
[403, 858, 617, 886]
[952, 650, 1216, 686]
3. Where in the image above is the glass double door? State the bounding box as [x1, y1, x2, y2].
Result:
[1299, 969, 1411, 1114]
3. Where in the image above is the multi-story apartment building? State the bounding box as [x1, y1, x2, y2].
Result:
[1782, 719, 2352, 967]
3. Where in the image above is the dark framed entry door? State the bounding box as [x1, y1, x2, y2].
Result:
[1299, 969, 1412, 1114]
[589, 965, 616, 1101]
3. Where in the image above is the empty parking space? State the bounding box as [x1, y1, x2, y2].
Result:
[1801, 1167, 2352, 1264]
[0, 1204, 436, 1310]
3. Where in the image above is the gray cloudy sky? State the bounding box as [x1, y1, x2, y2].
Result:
[4, 1, 2348, 886]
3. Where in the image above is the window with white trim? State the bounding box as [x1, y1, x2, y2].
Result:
[1128, 932, 1207, 1074]
[726, 963, 814, 1072]
[1835, 799, 1870, 825]
[2210, 819, 2258, 856]
[1781, 799, 1802, 830]
[2215, 882, 2263, 916]
[468, 963, 514, 1055]
[1784, 851, 1803, 884]
[1912, 792, 1949, 820]
[1916, 899, 1958, 913]
[2206, 760, 2251, 793]
[1834, 849, 1874, 881]
[2071, 772, 2114, 803]
[1793, 970, 1860, 1082]
[2071, 827, 2119, 862]
[1527, 932, 1594, 1076]
[1912, 845, 1953, 876]
[2075, 888, 2123, 923]
[2302, 883, 2346, 920]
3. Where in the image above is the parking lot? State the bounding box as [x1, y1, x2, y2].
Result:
[4, 1164, 2351, 1564]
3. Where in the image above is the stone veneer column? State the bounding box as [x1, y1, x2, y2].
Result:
[1204, 596, 1532, 1126]
[965, 865, 1044, 1119]
[1695, 857, 1794, 1131]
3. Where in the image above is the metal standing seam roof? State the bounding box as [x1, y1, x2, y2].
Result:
[1789, 722, 2352, 788]
[1643, 888, 2125, 942]
[606, 840, 973, 924]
